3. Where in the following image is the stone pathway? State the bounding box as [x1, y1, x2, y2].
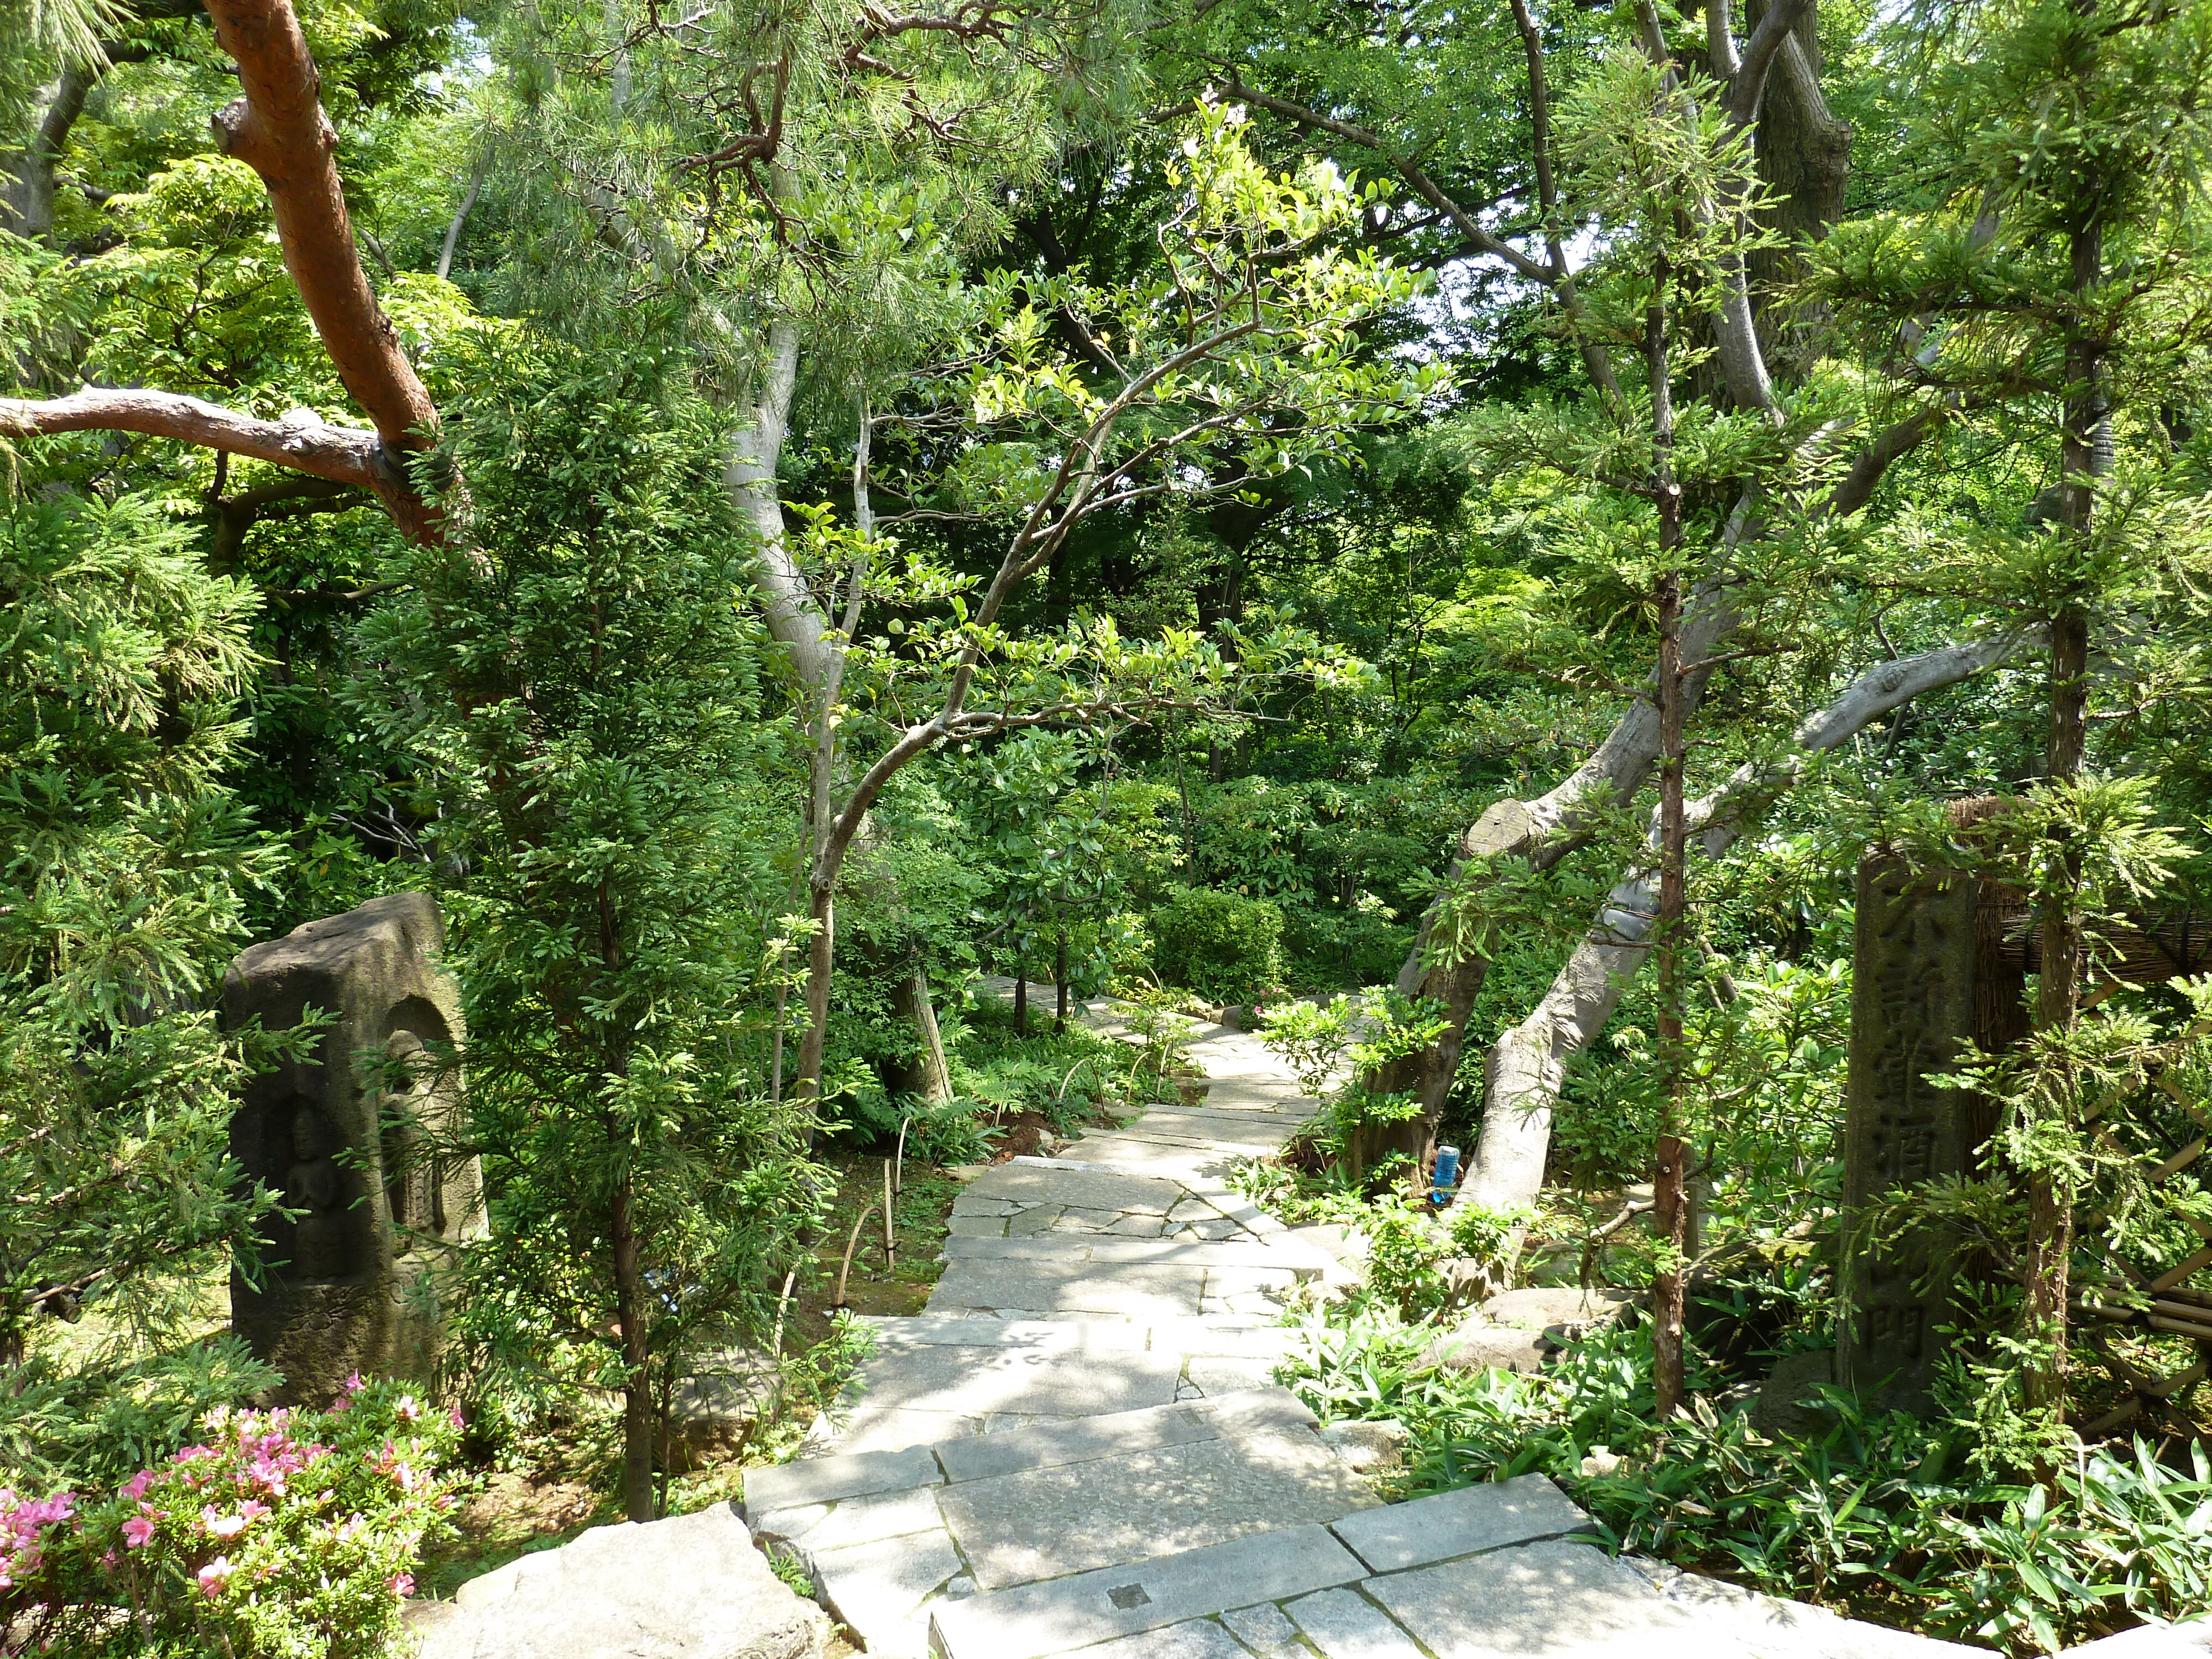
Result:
[742, 990, 1983, 1659]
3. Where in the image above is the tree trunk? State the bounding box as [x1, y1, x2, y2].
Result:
[1362, 582, 1746, 1174]
[1014, 968, 1028, 1036]
[610, 1176, 655, 1523]
[2021, 192, 2104, 1416]
[1650, 560, 1689, 1417]
[1743, 0, 1853, 372]
[888, 967, 953, 1105]
[794, 883, 834, 1114]
[1462, 633, 2037, 1212]
[1056, 933, 1070, 1032]
[1, 61, 92, 242]
[202, 0, 443, 538]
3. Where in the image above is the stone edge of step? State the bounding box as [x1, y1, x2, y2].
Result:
[923, 1473, 1597, 1659]
[740, 1387, 1321, 1517]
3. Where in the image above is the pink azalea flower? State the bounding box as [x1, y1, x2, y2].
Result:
[394, 1395, 421, 1422]
[448, 1406, 467, 1430]
[388, 1573, 415, 1598]
[122, 1470, 156, 1504]
[121, 1515, 156, 1549]
[196, 1556, 233, 1595]
[343, 1373, 365, 1395]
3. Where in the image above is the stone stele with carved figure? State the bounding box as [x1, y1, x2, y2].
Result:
[225, 893, 484, 1407]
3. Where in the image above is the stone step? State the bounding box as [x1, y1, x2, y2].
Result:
[741, 1389, 1377, 1658]
[804, 1314, 1303, 1456]
[925, 1474, 1598, 1659]
[940, 1234, 1334, 1277]
[924, 1472, 1983, 1659]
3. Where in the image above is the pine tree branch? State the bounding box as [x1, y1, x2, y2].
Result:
[0, 388, 388, 487]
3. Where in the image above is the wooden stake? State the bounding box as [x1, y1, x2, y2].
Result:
[770, 1268, 797, 1355]
[882, 1159, 896, 1269]
[832, 1206, 874, 1308]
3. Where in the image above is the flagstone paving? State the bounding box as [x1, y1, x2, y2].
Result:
[741, 985, 1986, 1659]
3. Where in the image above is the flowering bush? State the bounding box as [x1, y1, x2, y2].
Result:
[1, 1377, 459, 1657]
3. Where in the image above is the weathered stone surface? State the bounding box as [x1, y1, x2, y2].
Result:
[932, 1398, 1227, 1483]
[1753, 1349, 1840, 1440]
[926, 1260, 1208, 1319]
[1839, 856, 1979, 1412]
[661, 1348, 780, 1471]
[1188, 1357, 1279, 1397]
[1060, 1621, 1256, 1659]
[843, 1340, 1186, 1421]
[938, 1430, 1377, 1590]
[1474, 1288, 1634, 1338]
[966, 1160, 1188, 1215]
[225, 893, 484, 1406]
[811, 1526, 966, 1657]
[757, 1486, 946, 1553]
[1285, 1587, 1427, 1657]
[1624, 1556, 1985, 1659]
[1318, 1419, 1407, 1474]
[1360, 1540, 1682, 1659]
[1329, 1477, 1590, 1574]
[743, 1443, 941, 1514]
[928, 1524, 1370, 1659]
[1220, 1601, 1302, 1658]
[414, 1503, 828, 1659]
[1415, 1324, 1547, 1376]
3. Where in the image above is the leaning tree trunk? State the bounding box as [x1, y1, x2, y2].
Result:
[1462, 633, 2039, 1213]
[1357, 586, 1742, 1183]
[888, 965, 953, 1104]
[727, 326, 954, 1110]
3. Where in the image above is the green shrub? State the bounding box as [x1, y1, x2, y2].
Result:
[1150, 886, 1285, 1004]
[3, 1378, 457, 1657]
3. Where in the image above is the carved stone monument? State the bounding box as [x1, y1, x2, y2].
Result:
[226, 893, 483, 1406]
[1838, 854, 1981, 1412]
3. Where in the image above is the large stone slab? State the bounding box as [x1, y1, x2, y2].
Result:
[744, 1443, 941, 1513]
[928, 1524, 1370, 1659]
[1285, 1587, 1427, 1658]
[1061, 1623, 1255, 1659]
[1839, 855, 1980, 1412]
[858, 1315, 1146, 1352]
[938, 1431, 1377, 1591]
[932, 1398, 1229, 1483]
[941, 1236, 1328, 1276]
[926, 1260, 1208, 1319]
[844, 1342, 1187, 1418]
[413, 1503, 829, 1659]
[811, 1527, 967, 1657]
[1329, 1477, 1590, 1573]
[966, 1160, 1190, 1216]
[1359, 1540, 1686, 1659]
[1623, 1558, 1985, 1659]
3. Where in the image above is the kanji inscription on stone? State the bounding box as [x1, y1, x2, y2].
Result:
[1839, 855, 1978, 1412]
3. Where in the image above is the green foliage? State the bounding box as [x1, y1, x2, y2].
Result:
[1150, 885, 1285, 1003]
[0, 492, 300, 1485]
[348, 340, 825, 1503]
[6, 1379, 458, 1657]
